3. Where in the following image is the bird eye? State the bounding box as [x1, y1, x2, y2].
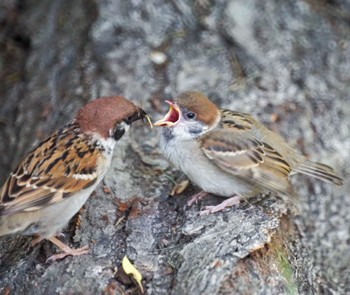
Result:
[186, 112, 196, 119]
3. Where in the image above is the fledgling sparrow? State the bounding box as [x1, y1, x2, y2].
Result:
[154, 91, 343, 214]
[0, 96, 149, 261]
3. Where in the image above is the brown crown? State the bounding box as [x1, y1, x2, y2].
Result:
[76, 96, 140, 138]
[175, 91, 220, 126]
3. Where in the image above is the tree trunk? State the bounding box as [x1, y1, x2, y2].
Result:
[0, 0, 348, 294]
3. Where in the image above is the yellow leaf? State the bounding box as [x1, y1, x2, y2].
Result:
[170, 179, 189, 196]
[122, 256, 144, 293]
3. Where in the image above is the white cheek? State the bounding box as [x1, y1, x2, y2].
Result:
[172, 122, 191, 140]
[172, 120, 208, 140]
[124, 123, 130, 133]
[99, 137, 116, 152]
[119, 121, 130, 134]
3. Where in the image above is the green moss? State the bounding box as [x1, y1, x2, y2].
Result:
[275, 247, 298, 295]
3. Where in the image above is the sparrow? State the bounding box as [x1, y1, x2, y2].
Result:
[154, 91, 343, 214]
[0, 96, 149, 262]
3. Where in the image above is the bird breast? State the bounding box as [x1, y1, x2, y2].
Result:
[160, 134, 252, 197]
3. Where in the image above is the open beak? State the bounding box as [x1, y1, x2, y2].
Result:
[154, 100, 181, 127]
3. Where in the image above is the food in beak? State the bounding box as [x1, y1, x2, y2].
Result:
[144, 114, 153, 128]
[154, 100, 181, 127]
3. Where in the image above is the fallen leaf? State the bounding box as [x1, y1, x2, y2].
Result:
[103, 186, 111, 194]
[270, 113, 279, 123]
[122, 256, 144, 294]
[170, 179, 189, 196]
[129, 200, 142, 218]
[117, 201, 131, 212]
[2, 287, 11, 295]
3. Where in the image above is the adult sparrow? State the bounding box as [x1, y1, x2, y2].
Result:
[154, 91, 343, 214]
[0, 96, 148, 261]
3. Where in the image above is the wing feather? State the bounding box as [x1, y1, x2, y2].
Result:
[201, 111, 294, 195]
[0, 124, 101, 216]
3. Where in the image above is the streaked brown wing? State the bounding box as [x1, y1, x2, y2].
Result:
[0, 125, 100, 216]
[200, 129, 293, 195]
[220, 109, 256, 132]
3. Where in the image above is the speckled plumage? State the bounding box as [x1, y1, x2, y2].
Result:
[0, 96, 146, 261]
[0, 122, 111, 237]
[155, 91, 343, 212]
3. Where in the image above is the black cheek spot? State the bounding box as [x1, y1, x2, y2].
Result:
[113, 126, 125, 141]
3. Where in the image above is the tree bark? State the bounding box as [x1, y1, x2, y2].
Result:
[0, 0, 349, 294]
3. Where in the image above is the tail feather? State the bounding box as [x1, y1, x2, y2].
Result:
[294, 160, 343, 186]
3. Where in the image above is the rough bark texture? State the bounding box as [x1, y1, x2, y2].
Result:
[0, 0, 349, 294]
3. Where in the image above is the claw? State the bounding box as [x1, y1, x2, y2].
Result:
[187, 191, 209, 206]
[200, 195, 240, 215]
[45, 236, 89, 263]
[46, 245, 89, 263]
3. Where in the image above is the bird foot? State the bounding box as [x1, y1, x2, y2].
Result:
[31, 235, 44, 247]
[187, 191, 209, 206]
[200, 195, 240, 215]
[46, 236, 89, 263]
[30, 232, 67, 247]
[46, 245, 89, 262]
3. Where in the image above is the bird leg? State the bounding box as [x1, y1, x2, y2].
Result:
[31, 234, 45, 246]
[200, 195, 241, 215]
[187, 191, 210, 206]
[45, 236, 89, 263]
